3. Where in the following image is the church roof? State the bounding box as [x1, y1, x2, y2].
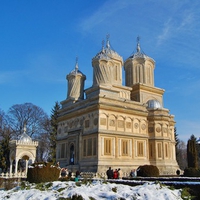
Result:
[17, 123, 32, 143]
[147, 99, 162, 109]
[19, 131, 32, 143]
[93, 36, 123, 62]
[68, 58, 85, 77]
[127, 37, 155, 62]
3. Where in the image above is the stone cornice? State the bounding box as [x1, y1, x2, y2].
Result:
[132, 83, 165, 95]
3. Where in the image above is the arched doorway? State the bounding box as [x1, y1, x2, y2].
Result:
[69, 144, 74, 165]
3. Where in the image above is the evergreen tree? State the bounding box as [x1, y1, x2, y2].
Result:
[0, 110, 12, 171]
[187, 134, 198, 169]
[49, 102, 61, 163]
[174, 127, 180, 159]
[0, 128, 11, 171]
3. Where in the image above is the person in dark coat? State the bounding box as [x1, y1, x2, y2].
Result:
[61, 168, 66, 177]
[106, 167, 113, 179]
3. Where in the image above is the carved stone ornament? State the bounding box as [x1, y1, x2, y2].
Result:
[109, 119, 115, 126]
[163, 127, 167, 133]
[85, 120, 90, 128]
[94, 118, 98, 125]
[64, 126, 68, 133]
[141, 124, 146, 130]
[156, 127, 161, 132]
[69, 121, 72, 128]
[80, 118, 84, 126]
[148, 127, 154, 133]
[126, 122, 131, 129]
[134, 123, 139, 129]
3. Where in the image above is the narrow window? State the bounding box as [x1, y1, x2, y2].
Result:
[87, 138, 92, 156]
[165, 143, 168, 158]
[115, 65, 118, 80]
[104, 138, 111, 155]
[57, 144, 61, 158]
[149, 143, 153, 158]
[61, 143, 65, 158]
[157, 143, 162, 158]
[122, 140, 128, 156]
[93, 138, 97, 156]
[137, 141, 144, 156]
[83, 139, 86, 157]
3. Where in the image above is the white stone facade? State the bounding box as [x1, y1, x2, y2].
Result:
[57, 37, 179, 176]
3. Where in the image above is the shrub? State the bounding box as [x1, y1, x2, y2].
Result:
[183, 168, 200, 177]
[137, 165, 159, 177]
[181, 187, 193, 199]
[27, 162, 60, 183]
[58, 176, 72, 182]
[4, 178, 18, 190]
[0, 178, 4, 188]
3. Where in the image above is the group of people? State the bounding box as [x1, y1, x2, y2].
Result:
[106, 167, 122, 179]
[107, 167, 137, 179]
[60, 167, 80, 179]
[130, 169, 137, 177]
[60, 163, 136, 179]
[61, 167, 69, 177]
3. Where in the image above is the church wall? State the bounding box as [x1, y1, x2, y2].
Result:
[131, 88, 163, 104]
[57, 38, 179, 175]
[57, 108, 100, 168]
[99, 111, 148, 136]
[96, 109, 151, 172]
[147, 111, 178, 174]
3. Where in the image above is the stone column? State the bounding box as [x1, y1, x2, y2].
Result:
[15, 158, 19, 174]
[9, 159, 13, 174]
[25, 160, 29, 174]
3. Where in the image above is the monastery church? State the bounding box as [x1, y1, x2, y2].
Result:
[56, 37, 179, 175]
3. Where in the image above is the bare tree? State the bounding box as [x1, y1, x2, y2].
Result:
[36, 117, 51, 162]
[8, 103, 49, 139]
[7, 103, 51, 161]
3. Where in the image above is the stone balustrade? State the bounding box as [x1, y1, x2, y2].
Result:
[9, 140, 38, 146]
[0, 171, 130, 179]
[0, 172, 27, 179]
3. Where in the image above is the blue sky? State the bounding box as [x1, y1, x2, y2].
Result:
[0, 0, 200, 143]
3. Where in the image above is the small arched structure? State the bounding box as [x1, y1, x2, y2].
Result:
[9, 131, 38, 175]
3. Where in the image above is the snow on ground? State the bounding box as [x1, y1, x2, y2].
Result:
[0, 180, 183, 200]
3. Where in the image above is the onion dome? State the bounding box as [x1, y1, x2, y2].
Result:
[68, 57, 85, 77]
[147, 99, 162, 109]
[127, 36, 154, 62]
[19, 132, 32, 142]
[92, 35, 123, 62]
[19, 124, 32, 142]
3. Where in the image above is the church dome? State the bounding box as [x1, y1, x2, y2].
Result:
[93, 36, 123, 62]
[126, 37, 154, 62]
[147, 99, 162, 109]
[68, 59, 85, 77]
[19, 132, 32, 143]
